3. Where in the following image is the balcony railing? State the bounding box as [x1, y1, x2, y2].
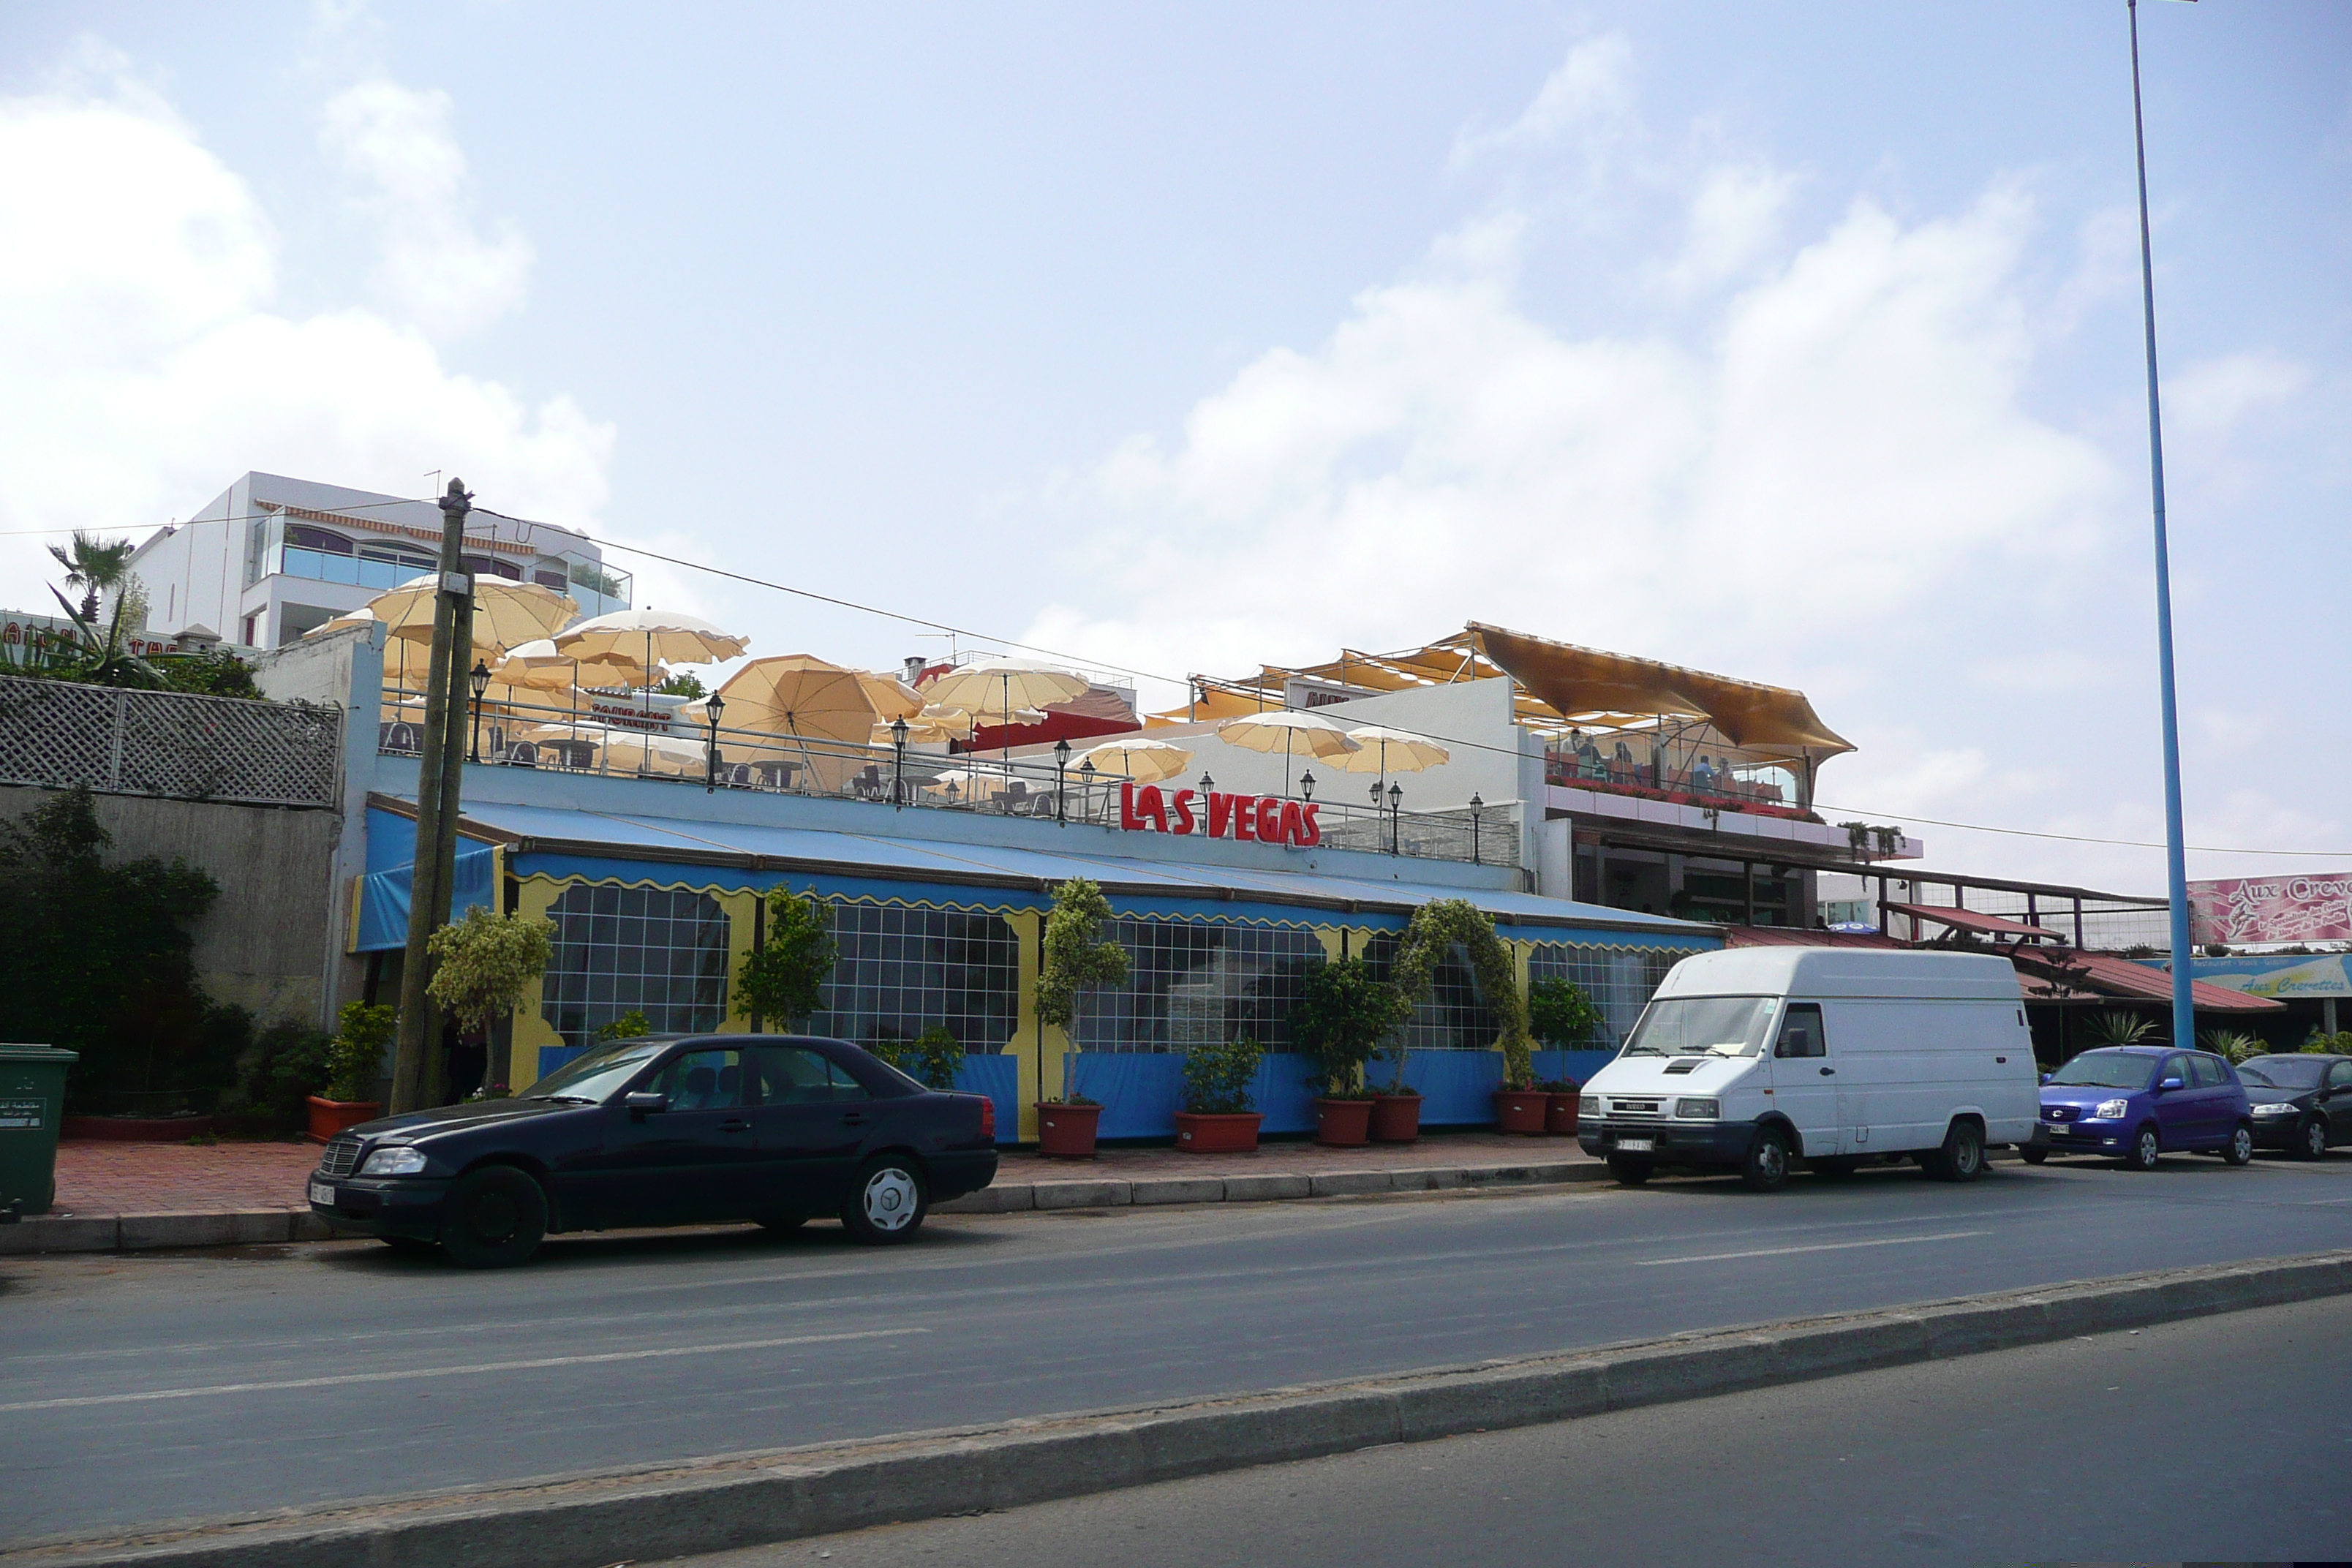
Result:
[379, 682, 1517, 867]
[1544, 747, 1812, 821]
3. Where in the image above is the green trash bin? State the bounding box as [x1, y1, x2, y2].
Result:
[0, 1044, 79, 1219]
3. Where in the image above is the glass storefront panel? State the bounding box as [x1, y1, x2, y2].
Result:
[541, 883, 730, 1047]
[1075, 919, 1323, 1053]
[804, 902, 1021, 1054]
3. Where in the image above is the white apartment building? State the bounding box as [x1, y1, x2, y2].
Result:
[126, 472, 632, 649]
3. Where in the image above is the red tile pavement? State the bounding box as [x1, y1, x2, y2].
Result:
[51, 1130, 1593, 1218]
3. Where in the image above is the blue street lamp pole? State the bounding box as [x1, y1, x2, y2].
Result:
[2127, 0, 2196, 1049]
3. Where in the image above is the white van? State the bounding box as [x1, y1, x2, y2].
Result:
[1576, 947, 2040, 1191]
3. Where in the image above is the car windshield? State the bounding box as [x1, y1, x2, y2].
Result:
[2237, 1058, 2325, 1090]
[2048, 1051, 2157, 1090]
[523, 1041, 669, 1103]
[1623, 996, 1776, 1058]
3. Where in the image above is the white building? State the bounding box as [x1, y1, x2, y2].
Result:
[124, 472, 631, 649]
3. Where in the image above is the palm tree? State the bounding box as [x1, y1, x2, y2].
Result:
[48, 532, 137, 624]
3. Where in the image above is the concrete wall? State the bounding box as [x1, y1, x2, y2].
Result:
[0, 785, 341, 1026]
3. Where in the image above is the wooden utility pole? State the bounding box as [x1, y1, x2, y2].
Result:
[389, 479, 475, 1113]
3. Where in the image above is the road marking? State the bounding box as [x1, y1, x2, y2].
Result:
[0, 1328, 922, 1413]
[1635, 1231, 1988, 1267]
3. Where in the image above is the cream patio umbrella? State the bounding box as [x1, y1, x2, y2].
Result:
[712, 654, 882, 795]
[1215, 709, 1360, 798]
[497, 637, 661, 733]
[1333, 725, 1452, 779]
[919, 658, 1091, 763]
[517, 721, 709, 778]
[856, 671, 926, 722]
[924, 766, 1017, 804]
[556, 606, 750, 729]
[871, 704, 974, 747]
[370, 575, 579, 661]
[1077, 736, 1194, 783]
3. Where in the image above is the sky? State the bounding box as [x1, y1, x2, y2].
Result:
[0, 1, 2345, 893]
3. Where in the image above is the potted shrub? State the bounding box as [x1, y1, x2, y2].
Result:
[1390, 899, 1539, 1133]
[1292, 954, 1412, 1147]
[306, 1001, 394, 1142]
[736, 888, 837, 1031]
[1174, 1034, 1264, 1153]
[424, 906, 556, 1106]
[1529, 976, 1603, 1137]
[1031, 878, 1130, 1158]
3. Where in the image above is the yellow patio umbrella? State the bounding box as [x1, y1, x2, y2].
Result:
[857, 671, 925, 721]
[557, 606, 750, 732]
[369, 575, 578, 661]
[1077, 736, 1194, 783]
[1215, 709, 1360, 797]
[872, 704, 974, 747]
[1333, 725, 1452, 774]
[712, 654, 881, 794]
[495, 636, 660, 731]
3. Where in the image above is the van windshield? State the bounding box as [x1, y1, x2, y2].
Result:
[1622, 997, 1776, 1058]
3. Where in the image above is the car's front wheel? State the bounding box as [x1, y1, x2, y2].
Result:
[2221, 1123, 2254, 1166]
[438, 1166, 548, 1269]
[2121, 1125, 2161, 1172]
[2294, 1116, 2328, 1161]
[841, 1155, 927, 1245]
[1741, 1127, 1790, 1193]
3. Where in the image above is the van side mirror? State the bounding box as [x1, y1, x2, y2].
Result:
[625, 1092, 668, 1120]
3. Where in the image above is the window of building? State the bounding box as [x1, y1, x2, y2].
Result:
[284, 524, 353, 554]
[533, 569, 571, 592]
[1076, 919, 1323, 1053]
[1361, 934, 1495, 1051]
[540, 883, 731, 1047]
[1525, 943, 1690, 1048]
[463, 554, 524, 581]
[804, 902, 1020, 1054]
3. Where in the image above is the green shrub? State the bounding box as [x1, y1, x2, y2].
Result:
[2301, 1030, 2352, 1055]
[2199, 1028, 2266, 1065]
[1181, 1034, 1264, 1115]
[595, 1011, 652, 1042]
[426, 907, 557, 1033]
[1392, 899, 1534, 1088]
[736, 889, 837, 1030]
[1289, 955, 1409, 1097]
[234, 1016, 334, 1127]
[2084, 1011, 2157, 1047]
[1036, 878, 1129, 1028]
[326, 1002, 396, 1102]
[1529, 976, 1603, 1048]
[870, 1025, 965, 1090]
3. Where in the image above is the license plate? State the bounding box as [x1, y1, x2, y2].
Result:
[1617, 1137, 1654, 1153]
[308, 1180, 335, 1207]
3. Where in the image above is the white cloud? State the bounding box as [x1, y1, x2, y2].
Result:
[2166, 350, 2310, 436]
[1452, 34, 1635, 169]
[320, 79, 533, 338]
[1656, 163, 1797, 294]
[0, 58, 610, 602]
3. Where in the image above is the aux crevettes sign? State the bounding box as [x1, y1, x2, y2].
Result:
[1119, 780, 1321, 847]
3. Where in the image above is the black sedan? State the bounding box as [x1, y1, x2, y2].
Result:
[2237, 1053, 2352, 1161]
[306, 1033, 998, 1267]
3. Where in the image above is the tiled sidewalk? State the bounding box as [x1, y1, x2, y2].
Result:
[4, 1129, 1599, 1251]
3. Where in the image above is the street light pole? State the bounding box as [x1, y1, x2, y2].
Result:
[2128, 0, 2197, 1049]
[704, 692, 726, 794]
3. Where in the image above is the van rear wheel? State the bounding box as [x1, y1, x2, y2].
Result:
[1606, 1155, 1652, 1186]
[1741, 1128, 1790, 1193]
[1926, 1120, 1985, 1182]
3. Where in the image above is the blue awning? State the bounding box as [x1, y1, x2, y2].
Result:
[380, 796, 1716, 943]
[354, 843, 499, 951]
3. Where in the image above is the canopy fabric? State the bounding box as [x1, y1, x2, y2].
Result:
[1465, 623, 1853, 758]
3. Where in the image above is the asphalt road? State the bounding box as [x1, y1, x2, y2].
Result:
[7, 1152, 2352, 1544]
[677, 1291, 2352, 1568]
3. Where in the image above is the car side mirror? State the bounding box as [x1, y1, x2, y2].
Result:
[625, 1092, 667, 1120]
[2038, 1072, 2052, 1085]
[2158, 1077, 2183, 1093]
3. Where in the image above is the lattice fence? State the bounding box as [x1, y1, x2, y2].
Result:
[0, 676, 342, 807]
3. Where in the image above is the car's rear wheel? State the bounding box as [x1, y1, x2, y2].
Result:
[2121, 1125, 2161, 1172]
[1741, 1127, 1790, 1193]
[1606, 1154, 1652, 1186]
[2294, 1116, 2328, 1161]
[1926, 1120, 1985, 1183]
[2221, 1123, 2254, 1166]
[438, 1166, 548, 1269]
[840, 1155, 927, 1245]
[2019, 1145, 2048, 1165]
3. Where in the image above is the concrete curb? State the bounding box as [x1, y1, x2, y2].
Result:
[12, 1247, 2349, 1568]
[938, 1158, 1599, 1215]
[0, 1210, 336, 1255]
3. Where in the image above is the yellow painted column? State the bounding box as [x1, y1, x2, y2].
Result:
[505, 873, 569, 1093]
[711, 885, 762, 1036]
[1014, 905, 1066, 1138]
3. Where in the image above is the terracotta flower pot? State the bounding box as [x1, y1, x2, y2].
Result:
[1493, 1088, 1550, 1135]
[1174, 1112, 1262, 1153]
[1545, 1092, 1581, 1136]
[1368, 1093, 1422, 1144]
[1313, 1098, 1373, 1147]
[305, 1096, 382, 1144]
[1035, 1101, 1101, 1158]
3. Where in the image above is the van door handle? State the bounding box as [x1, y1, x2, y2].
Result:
[1819, 1067, 1835, 1076]
[1995, 1056, 2008, 1064]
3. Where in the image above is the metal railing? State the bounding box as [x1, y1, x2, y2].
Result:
[388, 682, 1518, 865]
[0, 675, 343, 807]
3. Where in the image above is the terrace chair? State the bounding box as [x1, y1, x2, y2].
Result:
[502, 741, 541, 769]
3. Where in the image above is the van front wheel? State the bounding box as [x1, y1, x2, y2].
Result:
[1741, 1128, 1790, 1193]
[1607, 1155, 1652, 1186]
[1926, 1120, 1985, 1182]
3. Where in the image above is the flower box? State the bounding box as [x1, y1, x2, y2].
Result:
[1034, 1101, 1101, 1159]
[1173, 1112, 1262, 1153]
[1493, 1088, 1550, 1135]
[305, 1096, 383, 1145]
[1313, 1098, 1373, 1147]
[1368, 1093, 1422, 1144]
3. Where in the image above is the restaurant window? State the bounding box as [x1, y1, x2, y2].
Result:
[804, 902, 1020, 1053]
[1525, 943, 1692, 1048]
[1362, 934, 1493, 1052]
[1074, 919, 1322, 1053]
[540, 883, 731, 1047]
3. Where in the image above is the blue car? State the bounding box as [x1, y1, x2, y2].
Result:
[2028, 1045, 2253, 1171]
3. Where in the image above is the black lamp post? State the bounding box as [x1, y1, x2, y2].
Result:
[890, 715, 908, 807]
[1387, 780, 1403, 856]
[1469, 791, 1485, 865]
[1299, 769, 1315, 803]
[467, 660, 491, 763]
[1077, 757, 1096, 822]
[1054, 736, 1071, 824]
[703, 691, 726, 793]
